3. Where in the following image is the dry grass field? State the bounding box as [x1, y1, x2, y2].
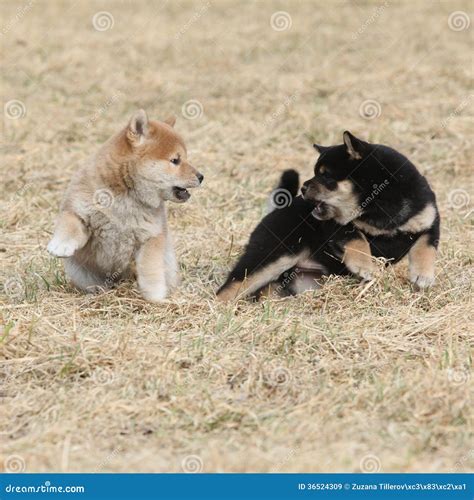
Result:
[1, 0, 473, 474]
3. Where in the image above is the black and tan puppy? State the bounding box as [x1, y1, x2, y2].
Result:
[217, 132, 440, 301]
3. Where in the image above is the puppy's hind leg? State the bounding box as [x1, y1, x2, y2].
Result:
[217, 253, 302, 302]
[47, 211, 89, 257]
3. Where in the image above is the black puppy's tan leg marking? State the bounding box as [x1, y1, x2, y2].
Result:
[408, 234, 436, 288]
[217, 254, 302, 302]
[343, 235, 375, 280]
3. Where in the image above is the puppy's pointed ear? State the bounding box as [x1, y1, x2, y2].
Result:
[127, 109, 149, 146]
[343, 131, 364, 160]
[163, 115, 176, 127]
[313, 143, 328, 154]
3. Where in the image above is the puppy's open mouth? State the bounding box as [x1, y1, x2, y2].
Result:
[311, 201, 329, 220]
[172, 186, 191, 202]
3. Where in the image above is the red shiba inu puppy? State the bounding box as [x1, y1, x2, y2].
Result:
[47, 110, 203, 302]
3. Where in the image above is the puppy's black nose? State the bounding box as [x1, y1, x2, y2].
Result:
[197, 173, 204, 184]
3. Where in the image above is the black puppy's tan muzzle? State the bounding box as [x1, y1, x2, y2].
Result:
[301, 179, 331, 220]
[301, 179, 320, 201]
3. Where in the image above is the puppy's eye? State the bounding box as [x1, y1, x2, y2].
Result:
[170, 157, 180, 165]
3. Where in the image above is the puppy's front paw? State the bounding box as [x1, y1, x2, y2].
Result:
[140, 284, 168, 303]
[351, 265, 374, 281]
[345, 260, 375, 281]
[410, 272, 434, 289]
[47, 237, 80, 257]
[343, 237, 375, 282]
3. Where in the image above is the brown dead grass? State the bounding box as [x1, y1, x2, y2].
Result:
[1, 0, 473, 473]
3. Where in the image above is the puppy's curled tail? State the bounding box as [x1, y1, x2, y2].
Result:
[266, 169, 299, 213]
